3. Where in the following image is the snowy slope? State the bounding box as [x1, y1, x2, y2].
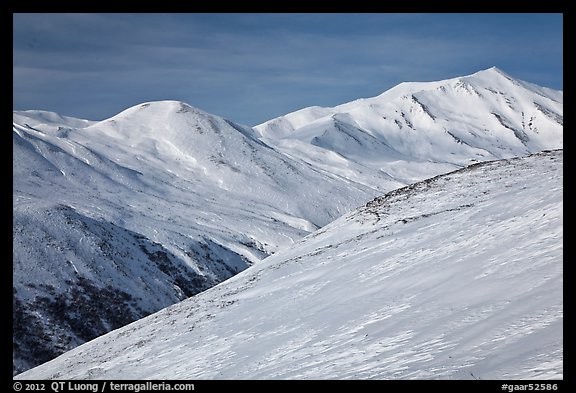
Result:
[16, 150, 563, 380]
[13, 68, 563, 376]
[255, 67, 563, 188]
[13, 102, 377, 374]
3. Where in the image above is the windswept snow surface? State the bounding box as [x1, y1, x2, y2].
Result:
[255, 67, 563, 188]
[16, 150, 563, 380]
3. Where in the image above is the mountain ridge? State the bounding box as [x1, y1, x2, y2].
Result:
[13, 99, 377, 375]
[13, 67, 563, 375]
[253, 67, 562, 190]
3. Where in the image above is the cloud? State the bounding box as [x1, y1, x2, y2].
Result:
[13, 13, 562, 125]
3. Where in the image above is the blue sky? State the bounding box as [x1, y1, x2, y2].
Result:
[13, 13, 563, 126]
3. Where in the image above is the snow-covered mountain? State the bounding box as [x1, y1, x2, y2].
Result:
[13, 67, 563, 376]
[13, 102, 376, 374]
[16, 150, 563, 380]
[255, 67, 562, 189]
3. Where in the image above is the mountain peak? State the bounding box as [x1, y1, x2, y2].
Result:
[104, 100, 211, 123]
[86, 99, 259, 146]
[478, 65, 504, 74]
[256, 67, 562, 170]
[468, 65, 507, 77]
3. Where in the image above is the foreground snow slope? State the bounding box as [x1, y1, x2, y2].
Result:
[17, 150, 563, 380]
